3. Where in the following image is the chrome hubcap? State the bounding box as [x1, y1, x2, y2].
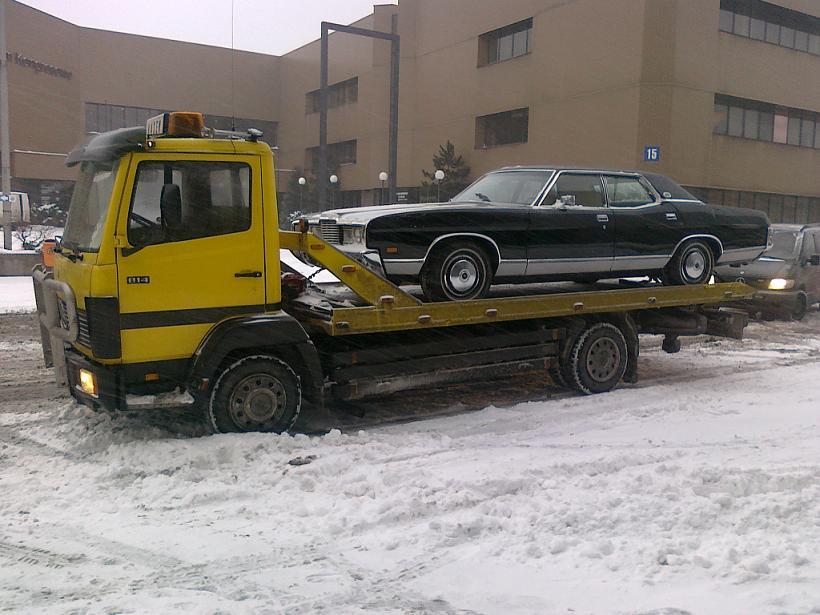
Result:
[586, 337, 621, 383]
[229, 374, 287, 429]
[683, 250, 706, 281]
[447, 257, 479, 294]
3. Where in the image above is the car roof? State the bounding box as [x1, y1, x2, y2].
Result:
[496, 165, 644, 174]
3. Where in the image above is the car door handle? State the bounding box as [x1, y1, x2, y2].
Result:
[597, 214, 609, 223]
[665, 213, 678, 220]
[234, 271, 262, 278]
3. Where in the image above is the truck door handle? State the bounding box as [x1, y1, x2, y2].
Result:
[234, 271, 262, 278]
[665, 213, 678, 221]
[597, 214, 609, 223]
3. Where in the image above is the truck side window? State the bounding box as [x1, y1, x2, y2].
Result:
[128, 160, 251, 246]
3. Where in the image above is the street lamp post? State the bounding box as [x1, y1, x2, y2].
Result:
[378, 171, 388, 206]
[298, 176, 306, 211]
[329, 174, 338, 208]
[434, 169, 445, 202]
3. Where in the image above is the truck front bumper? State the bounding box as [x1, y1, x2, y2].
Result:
[65, 349, 122, 411]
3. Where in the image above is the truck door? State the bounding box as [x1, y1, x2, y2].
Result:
[116, 154, 266, 364]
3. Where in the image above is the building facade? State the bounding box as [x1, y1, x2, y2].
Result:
[1, 0, 819, 223]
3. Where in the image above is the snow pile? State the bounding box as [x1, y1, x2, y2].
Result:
[0, 276, 36, 313]
[0, 314, 819, 613]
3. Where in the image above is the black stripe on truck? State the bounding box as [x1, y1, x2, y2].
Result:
[120, 303, 281, 330]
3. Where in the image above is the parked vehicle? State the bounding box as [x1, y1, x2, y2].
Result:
[715, 223, 820, 320]
[301, 167, 771, 301]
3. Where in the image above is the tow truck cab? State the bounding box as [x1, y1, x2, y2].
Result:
[35, 112, 322, 416]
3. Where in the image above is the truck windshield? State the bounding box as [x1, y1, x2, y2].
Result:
[453, 170, 553, 205]
[762, 230, 798, 261]
[62, 160, 120, 253]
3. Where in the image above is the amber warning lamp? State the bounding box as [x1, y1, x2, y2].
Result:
[146, 112, 205, 138]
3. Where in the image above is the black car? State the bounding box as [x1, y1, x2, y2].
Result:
[302, 167, 770, 301]
[715, 223, 820, 320]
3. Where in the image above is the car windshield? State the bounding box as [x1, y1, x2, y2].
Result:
[453, 170, 553, 205]
[761, 229, 799, 261]
[61, 160, 120, 253]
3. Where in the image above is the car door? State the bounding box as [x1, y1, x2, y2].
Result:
[800, 230, 820, 302]
[526, 172, 614, 276]
[116, 153, 266, 364]
[604, 174, 683, 273]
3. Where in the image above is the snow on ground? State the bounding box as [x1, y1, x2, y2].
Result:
[0, 226, 62, 253]
[0, 276, 35, 313]
[0, 312, 819, 614]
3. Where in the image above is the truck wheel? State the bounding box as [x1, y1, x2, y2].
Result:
[569, 323, 628, 395]
[791, 291, 808, 321]
[421, 241, 493, 302]
[664, 240, 714, 285]
[208, 355, 302, 434]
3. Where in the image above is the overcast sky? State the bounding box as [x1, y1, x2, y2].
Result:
[17, 0, 395, 56]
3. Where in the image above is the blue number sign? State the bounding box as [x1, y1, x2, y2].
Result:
[644, 146, 661, 162]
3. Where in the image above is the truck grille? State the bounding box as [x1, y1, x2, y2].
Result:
[316, 220, 341, 244]
[58, 297, 91, 347]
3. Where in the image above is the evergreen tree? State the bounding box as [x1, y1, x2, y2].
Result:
[420, 141, 471, 202]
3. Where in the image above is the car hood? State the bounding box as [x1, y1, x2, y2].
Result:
[715, 257, 794, 281]
[303, 200, 528, 225]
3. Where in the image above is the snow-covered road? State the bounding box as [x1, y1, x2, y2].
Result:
[1, 312, 819, 614]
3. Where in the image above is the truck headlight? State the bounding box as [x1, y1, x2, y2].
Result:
[79, 368, 98, 397]
[342, 226, 365, 245]
[768, 278, 794, 290]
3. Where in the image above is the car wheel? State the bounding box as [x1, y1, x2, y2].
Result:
[665, 240, 714, 285]
[791, 291, 808, 321]
[208, 355, 302, 433]
[421, 241, 493, 302]
[569, 322, 628, 395]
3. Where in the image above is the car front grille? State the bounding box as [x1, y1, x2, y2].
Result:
[316, 220, 341, 244]
[58, 297, 91, 347]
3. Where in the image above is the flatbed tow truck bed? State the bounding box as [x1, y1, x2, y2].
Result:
[277, 231, 754, 402]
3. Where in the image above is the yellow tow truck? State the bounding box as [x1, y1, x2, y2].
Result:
[33, 112, 755, 433]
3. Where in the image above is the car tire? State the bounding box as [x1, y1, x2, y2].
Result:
[664, 240, 714, 285]
[420, 241, 493, 302]
[791, 291, 808, 321]
[568, 322, 628, 395]
[208, 355, 302, 434]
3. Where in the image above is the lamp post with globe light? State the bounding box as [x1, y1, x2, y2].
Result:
[434, 169, 445, 202]
[329, 174, 338, 208]
[298, 177, 306, 211]
[379, 171, 388, 206]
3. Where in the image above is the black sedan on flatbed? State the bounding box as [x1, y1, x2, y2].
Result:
[301, 167, 770, 301]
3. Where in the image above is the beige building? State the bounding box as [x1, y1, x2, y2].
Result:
[2, 0, 819, 222]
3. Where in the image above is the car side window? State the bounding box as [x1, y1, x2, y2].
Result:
[550, 173, 605, 207]
[801, 232, 816, 258]
[128, 160, 251, 246]
[604, 176, 655, 208]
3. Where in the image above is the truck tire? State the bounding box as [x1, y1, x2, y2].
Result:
[664, 240, 714, 286]
[569, 323, 628, 395]
[420, 241, 493, 302]
[208, 355, 302, 434]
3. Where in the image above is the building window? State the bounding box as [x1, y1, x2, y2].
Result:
[84, 102, 277, 145]
[305, 78, 359, 114]
[478, 18, 532, 67]
[713, 94, 820, 150]
[718, 0, 820, 56]
[305, 140, 358, 173]
[475, 108, 529, 148]
[685, 186, 820, 224]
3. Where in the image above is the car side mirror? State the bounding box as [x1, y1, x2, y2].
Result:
[558, 195, 576, 209]
[810, 254, 820, 266]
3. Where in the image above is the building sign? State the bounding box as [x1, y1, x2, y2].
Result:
[643, 145, 661, 162]
[5, 52, 72, 80]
